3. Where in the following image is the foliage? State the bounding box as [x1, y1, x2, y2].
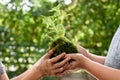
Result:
[64, 0, 120, 56]
[0, 0, 120, 79]
[42, 5, 78, 59]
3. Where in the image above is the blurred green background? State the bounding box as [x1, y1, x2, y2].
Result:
[0, 0, 120, 79]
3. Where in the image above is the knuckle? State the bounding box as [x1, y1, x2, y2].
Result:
[57, 63, 61, 67]
[60, 61, 66, 66]
[47, 59, 52, 64]
[59, 68, 64, 72]
[46, 60, 49, 66]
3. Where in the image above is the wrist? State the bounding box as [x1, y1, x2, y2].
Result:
[82, 57, 92, 69]
[76, 54, 88, 69]
[33, 66, 45, 79]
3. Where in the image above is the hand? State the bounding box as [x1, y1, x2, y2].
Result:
[66, 54, 90, 70]
[33, 50, 71, 77]
[77, 44, 89, 56]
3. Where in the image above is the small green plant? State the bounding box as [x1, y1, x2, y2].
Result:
[48, 37, 78, 58]
[42, 5, 78, 58]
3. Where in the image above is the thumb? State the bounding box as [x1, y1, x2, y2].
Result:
[45, 49, 54, 58]
[66, 54, 78, 60]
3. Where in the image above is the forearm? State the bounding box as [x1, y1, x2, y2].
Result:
[84, 59, 120, 80]
[77, 45, 105, 64]
[11, 66, 43, 80]
[1, 73, 9, 80]
[86, 52, 106, 64]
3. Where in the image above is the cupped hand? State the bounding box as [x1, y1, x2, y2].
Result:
[77, 44, 89, 56]
[34, 50, 71, 77]
[66, 53, 90, 70]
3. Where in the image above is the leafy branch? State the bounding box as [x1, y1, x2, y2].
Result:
[42, 5, 66, 41]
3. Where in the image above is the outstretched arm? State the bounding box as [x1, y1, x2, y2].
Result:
[67, 54, 120, 80]
[85, 58, 120, 80]
[11, 66, 43, 80]
[9, 50, 70, 80]
[77, 45, 105, 64]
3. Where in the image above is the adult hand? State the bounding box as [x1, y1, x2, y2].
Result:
[34, 50, 71, 77]
[66, 54, 90, 70]
[77, 44, 89, 56]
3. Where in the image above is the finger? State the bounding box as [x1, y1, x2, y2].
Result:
[78, 45, 86, 50]
[54, 62, 70, 77]
[62, 60, 76, 70]
[56, 70, 69, 77]
[56, 66, 71, 77]
[77, 45, 88, 53]
[62, 62, 70, 70]
[66, 54, 78, 60]
[53, 67, 64, 74]
[45, 49, 54, 58]
[53, 57, 71, 69]
[51, 52, 66, 63]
